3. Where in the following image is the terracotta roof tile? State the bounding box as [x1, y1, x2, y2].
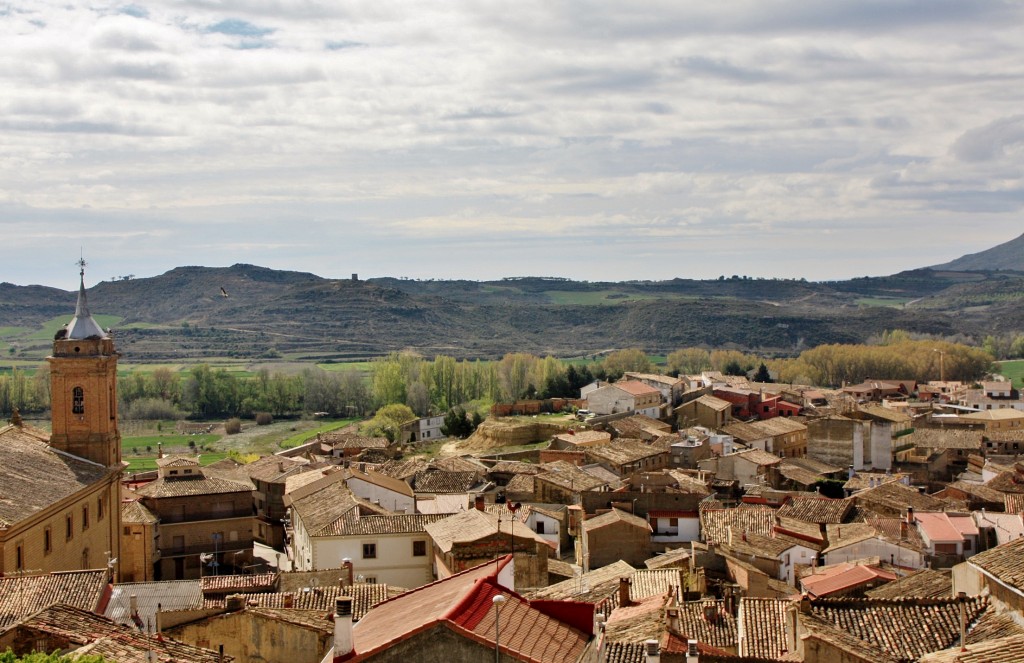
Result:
[321, 512, 448, 537]
[864, 568, 952, 599]
[670, 600, 737, 649]
[583, 508, 652, 533]
[0, 424, 110, 527]
[776, 496, 853, 524]
[201, 573, 277, 595]
[739, 597, 790, 659]
[700, 506, 776, 544]
[121, 499, 158, 525]
[808, 596, 987, 661]
[413, 469, 481, 493]
[919, 634, 1024, 663]
[0, 570, 107, 629]
[134, 474, 253, 498]
[967, 535, 1024, 592]
[204, 583, 390, 620]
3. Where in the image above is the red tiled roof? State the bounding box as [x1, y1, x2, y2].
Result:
[613, 380, 662, 397]
[800, 564, 897, 598]
[349, 557, 591, 662]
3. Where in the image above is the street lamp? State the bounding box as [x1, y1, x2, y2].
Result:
[933, 348, 947, 383]
[492, 594, 506, 663]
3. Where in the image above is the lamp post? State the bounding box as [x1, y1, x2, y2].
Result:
[933, 348, 947, 383]
[492, 594, 506, 663]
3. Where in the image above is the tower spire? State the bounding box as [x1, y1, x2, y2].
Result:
[66, 255, 106, 339]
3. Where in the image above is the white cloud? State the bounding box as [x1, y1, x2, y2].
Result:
[0, 1, 1022, 288]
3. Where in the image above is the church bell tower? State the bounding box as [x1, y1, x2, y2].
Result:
[47, 259, 121, 468]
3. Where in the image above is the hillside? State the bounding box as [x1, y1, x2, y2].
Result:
[1, 261, 1021, 363]
[929, 232, 1024, 272]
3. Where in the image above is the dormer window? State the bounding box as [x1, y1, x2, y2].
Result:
[72, 387, 84, 414]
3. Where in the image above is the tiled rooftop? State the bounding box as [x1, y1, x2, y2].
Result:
[776, 496, 853, 524]
[204, 582, 391, 620]
[8, 604, 228, 663]
[700, 505, 776, 544]
[738, 597, 790, 659]
[290, 479, 389, 537]
[104, 580, 202, 629]
[864, 568, 952, 599]
[799, 563, 897, 598]
[351, 557, 590, 663]
[583, 508, 652, 533]
[919, 634, 1024, 663]
[670, 599, 737, 649]
[424, 508, 546, 553]
[584, 438, 666, 467]
[413, 469, 480, 493]
[0, 424, 110, 527]
[201, 573, 278, 595]
[121, 499, 158, 525]
[320, 512, 449, 537]
[967, 535, 1024, 592]
[0, 570, 107, 629]
[134, 473, 254, 498]
[808, 596, 988, 661]
[374, 458, 429, 481]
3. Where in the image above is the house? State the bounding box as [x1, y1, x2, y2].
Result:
[288, 478, 392, 572]
[346, 467, 416, 513]
[328, 555, 596, 663]
[400, 415, 445, 443]
[823, 521, 926, 571]
[240, 454, 311, 548]
[0, 569, 109, 629]
[957, 408, 1024, 432]
[912, 511, 980, 565]
[485, 502, 570, 558]
[534, 461, 610, 504]
[133, 455, 256, 580]
[674, 394, 731, 430]
[841, 379, 915, 402]
[0, 271, 123, 578]
[583, 438, 670, 477]
[798, 561, 898, 598]
[580, 508, 652, 569]
[698, 448, 781, 487]
[119, 500, 160, 582]
[807, 415, 893, 472]
[725, 417, 808, 458]
[321, 433, 394, 459]
[550, 429, 612, 450]
[953, 535, 1024, 614]
[586, 380, 663, 418]
[623, 371, 686, 406]
[424, 507, 551, 589]
[0, 604, 228, 662]
[699, 505, 776, 545]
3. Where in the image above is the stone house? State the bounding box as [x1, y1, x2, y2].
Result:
[133, 456, 256, 580]
[424, 507, 551, 590]
[953, 535, 1024, 614]
[583, 438, 670, 477]
[674, 394, 731, 430]
[119, 500, 159, 583]
[580, 507, 652, 569]
[586, 380, 663, 418]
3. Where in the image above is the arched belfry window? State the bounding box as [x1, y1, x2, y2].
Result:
[72, 387, 84, 414]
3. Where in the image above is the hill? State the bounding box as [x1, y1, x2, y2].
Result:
[1, 262, 1022, 363]
[929, 232, 1024, 272]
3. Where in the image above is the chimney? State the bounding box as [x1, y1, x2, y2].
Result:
[334, 597, 354, 658]
[703, 603, 718, 624]
[799, 593, 811, 614]
[283, 593, 294, 609]
[278, 461, 285, 474]
[129, 594, 138, 616]
[906, 507, 915, 524]
[157, 442, 163, 459]
[847, 465, 854, 481]
[475, 494, 486, 512]
[618, 577, 632, 607]
[645, 639, 660, 663]
[341, 558, 353, 587]
[667, 607, 680, 632]
[686, 639, 699, 663]
[226, 595, 245, 612]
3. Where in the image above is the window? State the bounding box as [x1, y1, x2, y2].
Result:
[536, 521, 546, 535]
[669, 518, 678, 527]
[364, 576, 377, 584]
[172, 535, 185, 552]
[362, 543, 377, 559]
[44, 527, 52, 554]
[413, 540, 427, 557]
[82, 505, 89, 530]
[72, 387, 84, 414]
[123, 526, 132, 536]
[66, 515, 74, 540]
[16, 544, 23, 571]
[97, 496, 104, 521]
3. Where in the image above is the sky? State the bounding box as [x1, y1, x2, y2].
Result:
[1, 1, 1023, 290]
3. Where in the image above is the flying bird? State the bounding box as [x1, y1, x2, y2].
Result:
[220, 287, 229, 298]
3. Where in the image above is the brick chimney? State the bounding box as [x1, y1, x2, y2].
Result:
[618, 577, 633, 607]
[906, 507, 915, 524]
[284, 593, 294, 609]
[334, 597, 354, 659]
[341, 558, 353, 587]
[475, 494, 486, 511]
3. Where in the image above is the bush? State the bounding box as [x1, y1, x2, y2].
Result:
[255, 412, 273, 426]
[122, 397, 182, 421]
[225, 418, 242, 434]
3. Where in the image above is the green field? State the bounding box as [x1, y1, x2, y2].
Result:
[279, 419, 356, 448]
[998, 360, 1024, 389]
[122, 433, 220, 450]
[125, 452, 229, 472]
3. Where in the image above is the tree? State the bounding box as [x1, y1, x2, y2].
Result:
[1, 651, 107, 662]
[406, 381, 430, 416]
[362, 403, 416, 442]
[667, 348, 711, 376]
[602, 349, 651, 380]
[441, 407, 474, 438]
[753, 363, 773, 383]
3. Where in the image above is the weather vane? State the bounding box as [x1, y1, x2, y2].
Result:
[76, 251, 87, 277]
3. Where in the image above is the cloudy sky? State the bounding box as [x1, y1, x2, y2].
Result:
[2, 1, 1022, 290]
